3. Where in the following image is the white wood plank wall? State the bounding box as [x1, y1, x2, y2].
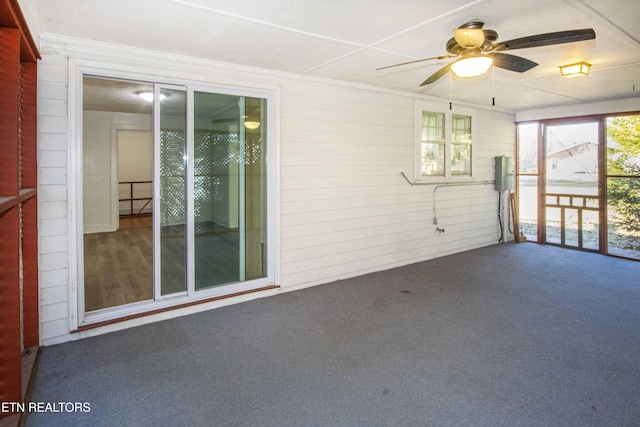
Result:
[38, 46, 71, 343]
[35, 37, 515, 344]
[279, 85, 515, 290]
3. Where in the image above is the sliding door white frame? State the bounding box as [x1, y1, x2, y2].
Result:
[72, 63, 277, 327]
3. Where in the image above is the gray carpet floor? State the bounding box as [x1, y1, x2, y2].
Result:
[26, 243, 640, 426]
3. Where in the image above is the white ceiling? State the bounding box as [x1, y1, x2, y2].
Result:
[27, 0, 640, 112]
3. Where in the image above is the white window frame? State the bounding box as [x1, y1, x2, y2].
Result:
[414, 101, 476, 182]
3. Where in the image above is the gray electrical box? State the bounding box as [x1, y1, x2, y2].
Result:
[495, 156, 514, 191]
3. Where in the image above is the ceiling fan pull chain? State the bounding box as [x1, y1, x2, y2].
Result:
[449, 72, 453, 110]
[492, 64, 495, 106]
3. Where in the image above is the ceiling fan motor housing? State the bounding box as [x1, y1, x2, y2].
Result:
[453, 28, 485, 49]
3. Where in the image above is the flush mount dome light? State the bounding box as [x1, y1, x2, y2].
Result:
[450, 55, 494, 78]
[138, 91, 167, 102]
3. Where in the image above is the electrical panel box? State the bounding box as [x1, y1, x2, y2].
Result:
[495, 156, 514, 191]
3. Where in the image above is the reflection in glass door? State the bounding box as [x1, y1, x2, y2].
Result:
[543, 122, 600, 250]
[157, 86, 188, 296]
[193, 92, 267, 290]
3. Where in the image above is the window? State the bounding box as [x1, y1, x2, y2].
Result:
[416, 104, 474, 180]
[451, 114, 472, 176]
[420, 112, 445, 176]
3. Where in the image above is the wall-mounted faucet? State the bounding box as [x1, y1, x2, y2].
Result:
[436, 227, 445, 233]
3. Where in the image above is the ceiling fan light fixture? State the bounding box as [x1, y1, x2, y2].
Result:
[451, 55, 494, 78]
[559, 62, 591, 78]
[244, 120, 260, 130]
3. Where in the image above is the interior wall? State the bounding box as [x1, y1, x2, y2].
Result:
[117, 130, 153, 215]
[36, 35, 515, 345]
[82, 111, 151, 232]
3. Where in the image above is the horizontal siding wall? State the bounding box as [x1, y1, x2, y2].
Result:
[36, 36, 515, 344]
[37, 47, 70, 343]
[279, 93, 515, 289]
[279, 83, 416, 288]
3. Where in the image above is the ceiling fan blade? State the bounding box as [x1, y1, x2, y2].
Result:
[420, 63, 451, 86]
[493, 28, 595, 51]
[446, 37, 464, 55]
[377, 55, 457, 71]
[488, 52, 538, 73]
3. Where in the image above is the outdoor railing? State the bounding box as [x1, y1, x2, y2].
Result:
[545, 193, 599, 249]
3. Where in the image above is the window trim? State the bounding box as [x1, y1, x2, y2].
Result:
[414, 101, 476, 182]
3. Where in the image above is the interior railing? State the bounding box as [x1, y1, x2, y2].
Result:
[119, 181, 152, 216]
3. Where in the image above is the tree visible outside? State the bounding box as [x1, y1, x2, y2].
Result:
[607, 115, 640, 254]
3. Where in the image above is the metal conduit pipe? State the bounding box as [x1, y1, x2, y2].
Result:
[400, 172, 495, 225]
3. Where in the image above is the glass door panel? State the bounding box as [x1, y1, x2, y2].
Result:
[544, 122, 600, 250]
[158, 87, 188, 295]
[244, 97, 268, 281]
[192, 92, 268, 290]
[82, 76, 154, 312]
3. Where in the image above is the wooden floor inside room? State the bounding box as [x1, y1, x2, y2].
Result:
[84, 216, 153, 311]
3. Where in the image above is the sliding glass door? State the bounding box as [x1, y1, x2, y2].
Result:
[80, 73, 273, 324]
[192, 91, 267, 290]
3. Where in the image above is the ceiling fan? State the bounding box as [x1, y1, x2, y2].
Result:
[377, 20, 595, 86]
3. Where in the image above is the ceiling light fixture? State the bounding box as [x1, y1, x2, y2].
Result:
[450, 55, 493, 78]
[138, 91, 167, 102]
[243, 120, 260, 130]
[559, 62, 591, 78]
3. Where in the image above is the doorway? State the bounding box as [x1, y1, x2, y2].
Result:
[517, 115, 640, 260]
[79, 73, 274, 324]
[543, 121, 600, 251]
